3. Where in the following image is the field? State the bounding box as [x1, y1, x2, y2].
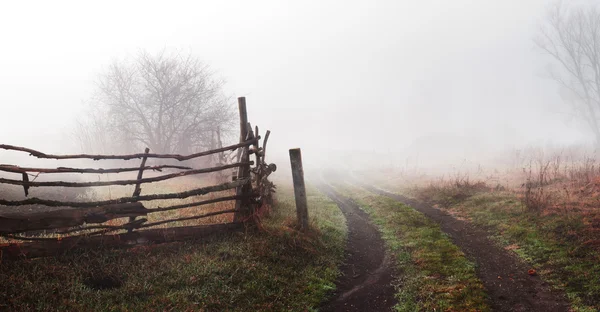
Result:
[4, 150, 600, 311]
[355, 152, 600, 311]
[0, 177, 347, 311]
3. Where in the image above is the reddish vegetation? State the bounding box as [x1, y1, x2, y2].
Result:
[528, 269, 537, 276]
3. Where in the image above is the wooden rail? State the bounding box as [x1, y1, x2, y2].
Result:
[0, 137, 259, 161]
[0, 178, 249, 207]
[0, 97, 276, 260]
[0, 162, 253, 188]
[0, 164, 193, 174]
[0, 223, 244, 261]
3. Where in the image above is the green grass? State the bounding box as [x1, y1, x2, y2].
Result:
[335, 184, 489, 312]
[0, 181, 347, 311]
[449, 192, 600, 312]
[408, 186, 600, 312]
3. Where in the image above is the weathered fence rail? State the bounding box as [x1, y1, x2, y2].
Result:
[0, 162, 253, 188]
[0, 97, 276, 259]
[0, 137, 259, 160]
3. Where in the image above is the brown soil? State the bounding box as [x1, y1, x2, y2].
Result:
[318, 182, 397, 312]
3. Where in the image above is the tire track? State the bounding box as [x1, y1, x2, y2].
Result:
[318, 182, 397, 312]
[356, 181, 569, 312]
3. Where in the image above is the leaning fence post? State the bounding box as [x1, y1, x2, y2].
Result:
[129, 147, 150, 232]
[289, 148, 308, 231]
[234, 97, 250, 222]
[236, 97, 248, 164]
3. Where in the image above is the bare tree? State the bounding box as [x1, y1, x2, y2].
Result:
[535, 1, 600, 146]
[77, 50, 234, 155]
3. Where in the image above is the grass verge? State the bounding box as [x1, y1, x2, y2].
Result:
[0, 181, 347, 311]
[409, 185, 600, 312]
[334, 183, 489, 312]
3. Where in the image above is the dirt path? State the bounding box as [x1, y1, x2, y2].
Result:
[358, 182, 570, 312]
[317, 182, 397, 312]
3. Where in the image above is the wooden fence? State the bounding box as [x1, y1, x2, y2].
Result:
[0, 97, 276, 259]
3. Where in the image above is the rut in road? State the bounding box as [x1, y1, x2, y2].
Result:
[318, 182, 396, 312]
[355, 181, 569, 312]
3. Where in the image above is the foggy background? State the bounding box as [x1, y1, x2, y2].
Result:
[0, 0, 595, 172]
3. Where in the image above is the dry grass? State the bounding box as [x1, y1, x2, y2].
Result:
[365, 148, 600, 215]
[515, 155, 600, 216]
[0, 174, 239, 243]
[412, 174, 492, 209]
[365, 149, 600, 311]
[0, 180, 348, 311]
[90, 176, 237, 227]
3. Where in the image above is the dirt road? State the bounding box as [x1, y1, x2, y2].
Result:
[318, 182, 397, 312]
[358, 182, 569, 312]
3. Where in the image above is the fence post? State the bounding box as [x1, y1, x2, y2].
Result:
[289, 148, 308, 231]
[129, 147, 149, 232]
[236, 97, 248, 164]
[234, 97, 250, 222]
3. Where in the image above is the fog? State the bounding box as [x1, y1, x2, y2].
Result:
[0, 0, 596, 172]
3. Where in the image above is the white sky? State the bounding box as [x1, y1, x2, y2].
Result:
[0, 0, 593, 169]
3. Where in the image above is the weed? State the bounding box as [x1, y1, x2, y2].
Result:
[413, 175, 490, 208]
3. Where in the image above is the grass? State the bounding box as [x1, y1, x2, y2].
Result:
[85, 176, 237, 228]
[334, 183, 489, 312]
[0, 180, 347, 311]
[408, 184, 600, 312]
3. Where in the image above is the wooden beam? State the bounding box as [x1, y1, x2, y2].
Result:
[0, 223, 244, 261]
[0, 137, 259, 161]
[150, 194, 245, 213]
[289, 148, 309, 231]
[263, 130, 271, 162]
[140, 209, 236, 228]
[0, 164, 192, 175]
[0, 162, 252, 188]
[0, 202, 147, 234]
[50, 208, 237, 236]
[0, 178, 249, 207]
[21, 173, 29, 197]
[234, 97, 252, 222]
[129, 148, 150, 232]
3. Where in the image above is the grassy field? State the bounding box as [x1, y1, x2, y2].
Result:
[0, 179, 347, 311]
[333, 183, 490, 312]
[400, 180, 600, 312]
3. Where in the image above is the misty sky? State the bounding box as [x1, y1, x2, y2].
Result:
[0, 0, 595, 168]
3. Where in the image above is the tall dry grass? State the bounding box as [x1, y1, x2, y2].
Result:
[367, 146, 600, 216]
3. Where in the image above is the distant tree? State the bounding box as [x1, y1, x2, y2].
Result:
[535, 1, 600, 146]
[72, 102, 115, 155]
[76, 50, 234, 154]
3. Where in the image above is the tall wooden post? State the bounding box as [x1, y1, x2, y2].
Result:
[236, 97, 248, 164]
[289, 148, 308, 231]
[234, 97, 250, 222]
